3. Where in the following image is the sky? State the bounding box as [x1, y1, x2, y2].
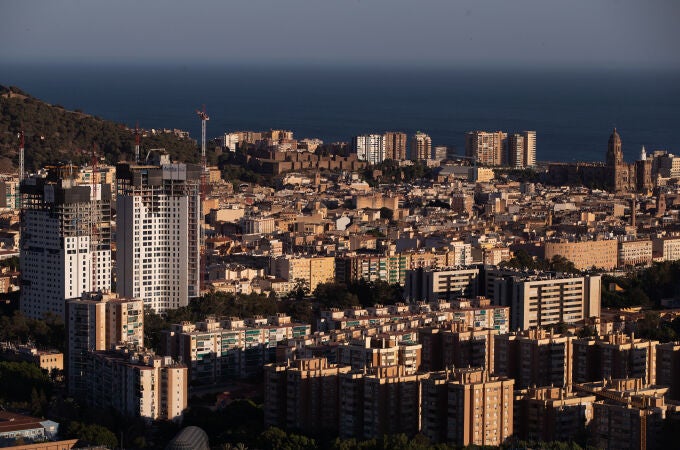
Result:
[2, 0, 679, 69]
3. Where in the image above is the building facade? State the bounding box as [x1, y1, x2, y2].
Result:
[116, 155, 202, 313]
[352, 134, 385, 165]
[465, 131, 507, 166]
[85, 348, 187, 421]
[20, 167, 112, 319]
[383, 131, 407, 161]
[606, 128, 637, 193]
[410, 132, 432, 161]
[270, 255, 335, 293]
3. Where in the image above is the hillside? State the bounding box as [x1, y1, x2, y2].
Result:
[0, 85, 200, 171]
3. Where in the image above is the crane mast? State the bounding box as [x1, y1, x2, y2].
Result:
[18, 131, 24, 182]
[195, 107, 210, 294]
[134, 121, 140, 163]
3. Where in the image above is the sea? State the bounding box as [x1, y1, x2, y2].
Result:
[1, 63, 679, 163]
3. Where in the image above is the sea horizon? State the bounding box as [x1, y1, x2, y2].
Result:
[2, 62, 679, 164]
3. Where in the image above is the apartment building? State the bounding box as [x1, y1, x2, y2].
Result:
[352, 134, 385, 165]
[656, 342, 680, 400]
[361, 365, 426, 439]
[336, 335, 422, 375]
[161, 315, 311, 382]
[465, 131, 507, 166]
[20, 166, 112, 319]
[335, 253, 410, 286]
[404, 267, 480, 302]
[240, 215, 276, 235]
[494, 328, 574, 390]
[65, 292, 144, 397]
[383, 131, 407, 161]
[439, 322, 498, 371]
[409, 132, 432, 161]
[618, 239, 653, 267]
[264, 358, 352, 435]
[421, 368, 514, 446]
[507, 131, 536, 168]
[652, 236, 680, 261]
[514, 386, 595, 443]
[116, 154, 202, 313]
[270, 255, 335, 293]
[265, 359, 427, 440]
[85, 347, 187, 421]
[544, 239, 618, 270]
[489, 269, 601, 330]
[572, 333, 658, 385]
[577, 378, 669, 450]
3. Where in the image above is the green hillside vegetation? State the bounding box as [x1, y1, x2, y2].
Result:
[0, 85, 200, 170]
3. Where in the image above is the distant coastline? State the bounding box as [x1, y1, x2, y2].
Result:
[1, 63, 678, 164]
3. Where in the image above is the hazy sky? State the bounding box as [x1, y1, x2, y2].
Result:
[2, 0, 679, 68]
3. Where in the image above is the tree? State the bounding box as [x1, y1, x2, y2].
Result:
[314, 282, 359, 309]
[66, 422, 118, 448]
[548, 255, 580, 274]
[289, 278, 311, 301]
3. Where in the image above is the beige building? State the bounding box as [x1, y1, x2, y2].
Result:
[494, 328, 574, 389]
[66, 292, 144, 397]
[420, 368, 514, 446]
[383, 131, 407, 161]
[572, 333, 658, 385]
[514, 386, 595, 443]
[337, 335, 422, 375]
[652, 236, 680, 261]
[264, 358, 351, 436]
[86, 348, 188, 421]
[270, 255, 335, 293]
[544, 239, 618, 270]
[440, 323, 499, 371]
[618, 239, 653, 267]
[409, 132, 432, 161]
[577, 378, 670, 450]
[465, 131, 507, 166]
[656, 342, 680, 400]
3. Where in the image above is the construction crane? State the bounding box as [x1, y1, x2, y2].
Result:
[195, 106, 209, 293]
[196, 106, 209, 176]
[89, 144, 101, 293]
[18, 130, 25, 182]
[134, 121, 140, 163]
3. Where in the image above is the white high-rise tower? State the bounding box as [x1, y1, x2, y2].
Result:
[115, 152, 201, 313]
[20, 166, 112, 319]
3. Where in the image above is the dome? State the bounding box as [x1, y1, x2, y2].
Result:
[166, 426, 210, 450]
[608, 128, 621, 145]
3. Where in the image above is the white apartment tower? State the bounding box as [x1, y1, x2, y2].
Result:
[20, 166, 112, 319]
[116, 154, 201, 313]
[352, 134, 385, 165]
